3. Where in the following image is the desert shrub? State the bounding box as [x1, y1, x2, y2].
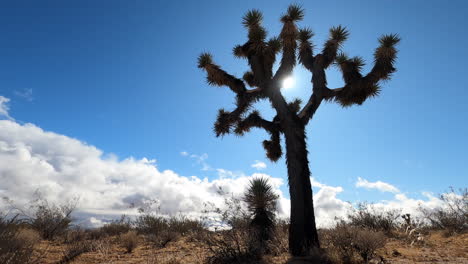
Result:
[146, 230, 179, 248]
[167, 215, 205, 235]
[100, 215, 132, 236]
[420, 187, 467, 235]
[137, 214, 204, 247]
[327, 221, 386, 264]
[28, 196, 77, 240]
[120, 230, 139, 253]
[61, 228, 87, 244]
[134, 197, 204, 248]
[94, 238, 113, 260]
[348, 202, 400, 235]
[135, 214, 168, 235]
[0, 215, 38, 264]
[327, 221, 359, 264]
[87, 228, 107, 240]
[203, 229, 257, 264]
[199, 188, 260, 264]
[268, 219, 289, 256]
[353, 229, 386, 263]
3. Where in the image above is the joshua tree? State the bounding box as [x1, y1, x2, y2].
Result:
[198, 5, 399, 256]
[243, 177, 278, 255]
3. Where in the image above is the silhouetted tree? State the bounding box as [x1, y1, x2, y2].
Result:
[243, 177, 278, 255]
[198, 5, 399, 256]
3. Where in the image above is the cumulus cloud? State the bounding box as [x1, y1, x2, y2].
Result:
[355, 177, 400, 193]
[312, 183, 353, 227]
[0, 104, 452, 228]
[0, 96, 13, 120]
[251, 160, 267, 170]
[0, 119, 292, 226]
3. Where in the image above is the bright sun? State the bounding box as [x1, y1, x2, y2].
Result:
[282, 76, 295, 89]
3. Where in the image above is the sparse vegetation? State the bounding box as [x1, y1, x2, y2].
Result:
[1, 187, 467, 264]
[347, 202, 400, 235]
[198, 190, 255, 264]
[420, 187, 468, 235]
[57, 240, 94, 264]
[100, 215, 132, 237]
[120, 230, 139, 253]
[325, 221, 386, 264]
[0, 215, 37, 264]
[25, 193, 78, 240]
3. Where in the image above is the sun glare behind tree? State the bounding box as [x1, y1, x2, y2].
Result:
[282, 76, 295, 89]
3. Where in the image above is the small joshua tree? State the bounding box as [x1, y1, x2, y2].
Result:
[198, 5, 399, 256]
[243, 177, 278, 255]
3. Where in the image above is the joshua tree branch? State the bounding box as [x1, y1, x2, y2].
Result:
[272, 10, 301, 84]
[298, 54, 328, 124]
[213, 92, 261, 137]
[331, 34, 400, 106]
[198, 53, 246, 94]
[235, 111, 279, 136]
[263, 128, 282, 162]
[320, 25, 349, 69]
[298, 28, 314, 71]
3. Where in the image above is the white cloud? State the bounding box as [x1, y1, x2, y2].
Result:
[312, 183, 353, 227]
[182, 152, 212, 171]
[251, 160, 267, 170]
[0, 104, 453, 229]
[355, 177, 400, 193]
[14, 89, 33, 102]
[0, 96, 13, 120]
[0, 119, 292, 226]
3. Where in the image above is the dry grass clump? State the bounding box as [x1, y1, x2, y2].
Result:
[14, 227, 41, 247]
[57, 241, 94, 264]
[146, 253, 183, 264]
[120, 230, 139, 253]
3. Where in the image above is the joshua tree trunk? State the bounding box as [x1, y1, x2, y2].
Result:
[198, 5, 399, 257]
[284, 119, 320, 256]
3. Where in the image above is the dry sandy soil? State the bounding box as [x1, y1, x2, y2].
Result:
[32, 231, 467, 264]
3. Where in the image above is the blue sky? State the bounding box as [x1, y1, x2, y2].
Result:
[0, 0, 467, 215]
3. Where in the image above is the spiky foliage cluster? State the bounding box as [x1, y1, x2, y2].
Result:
[243, 177, 279, 254]
[244, 177, 278, 216]
[198, 4, 399, 159]
[331, 34, 400, 106]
